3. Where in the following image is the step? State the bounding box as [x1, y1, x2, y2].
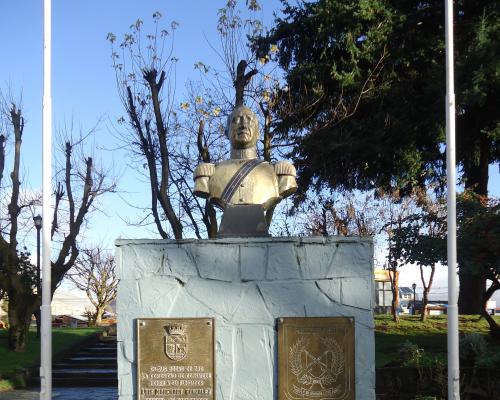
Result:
[53, 369, 117, 378]
[79, 346, 117, 352]
[88, 342, 116, 346]
[99, 336, 117, 342]
[77, 346, 116, 351]
[54, 362, 116, 369]
[28, 335, 118, 388]
[86, 344, 117, 349]
[76, 350, 117, 357]
[52, 377, 118, 387]
[29, 376, 118, 388]
[66, 356, 116, 361]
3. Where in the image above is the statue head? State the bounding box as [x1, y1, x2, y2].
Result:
[226, 106, 259, 149]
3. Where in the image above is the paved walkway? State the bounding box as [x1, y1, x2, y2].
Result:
[0, 387, 118, 399]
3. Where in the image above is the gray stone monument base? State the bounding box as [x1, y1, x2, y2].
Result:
[115, 237, 375, 400]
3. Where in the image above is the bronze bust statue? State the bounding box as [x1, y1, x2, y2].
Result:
[193, 105, 297, 212]
[193, 105, 296, 236]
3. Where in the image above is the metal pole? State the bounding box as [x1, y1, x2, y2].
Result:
[413, 285, 416, 316]
[445, 0, 460, 399]
[35, 220, 41, 339]
[36, 226, 41, 295]
[41, 0, 52, 398]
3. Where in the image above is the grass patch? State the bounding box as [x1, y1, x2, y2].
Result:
[0, 327, 101, 388]
[0, 379, 14, 392]
[375, 314, 500, 367]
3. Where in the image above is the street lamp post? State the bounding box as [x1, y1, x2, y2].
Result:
[412, 283, 417, 316]
[33, 214, 42, 338]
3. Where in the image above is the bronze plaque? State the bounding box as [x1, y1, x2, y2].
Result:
[278, 317, 355, 400]
[137, 318, 214, 400]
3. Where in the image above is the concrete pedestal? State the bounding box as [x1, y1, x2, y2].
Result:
[115, 237, 375, 399]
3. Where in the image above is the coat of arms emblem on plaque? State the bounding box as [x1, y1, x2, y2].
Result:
[289, 335, 345, 397]
[278, 317, 355, 400]
[164, 324, 188, 361]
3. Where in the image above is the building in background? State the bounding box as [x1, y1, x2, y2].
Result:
[51, 290, 93, 316]
[1, 290, 93, 328]
[399, 286, 413, 302]
[374, 269, 424, 315]
[374, 269, 398, 314]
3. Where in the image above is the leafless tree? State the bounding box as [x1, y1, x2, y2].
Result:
[0, 95, 115, 351]
[172, 83, 229, 238]
[191, 0, 295, 227]
[50, 123, 117, 288]
[0, 97, 40, 352]
[107, 4, 276, 239]
[68, 247, 117, 326]
[108, 2, 295, 239]
[302, 192, 382, 237]
[108, 14, 187, 239]
[379, 190, 418, 322]
[412, 194, 446, 321]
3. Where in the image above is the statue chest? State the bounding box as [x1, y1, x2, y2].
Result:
[209, 161, 280, 210]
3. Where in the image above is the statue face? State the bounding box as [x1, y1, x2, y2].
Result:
[228, 107, 259, 149]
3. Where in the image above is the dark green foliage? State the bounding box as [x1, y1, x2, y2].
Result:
[392, 191, 500, 331]
[390, 194, 447, 271]
[459, 333, 488, 366]
[257, 0, 500, 200]
[397, 222, 446, 267]
[392, 193, 499, 294]
[396, 340, 425, 366]
[456, 192, 500, 279]
[0, 248, 36, 295]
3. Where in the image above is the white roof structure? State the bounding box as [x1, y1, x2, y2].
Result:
[51, 290, 93, 317]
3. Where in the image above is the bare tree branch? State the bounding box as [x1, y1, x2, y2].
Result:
[68, 246, 117, 326]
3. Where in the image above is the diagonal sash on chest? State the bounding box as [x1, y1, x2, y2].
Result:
[220, 158, 264, 206]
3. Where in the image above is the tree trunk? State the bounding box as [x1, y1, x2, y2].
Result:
[95, 306, 105, 326]
[391, 290, 399, 322]
[390, 270, 399, 322]
[420, 264, 435, 322]
[421, 288, 429, 322]
[234, 60, 257, 107]
[34, 307, 41, 338]
[8, 293, 35, 352]
[480, 279, 500, 339]
[458, 271, 485, 314]
[459, 129, 489, 314]
[205, 202, 218, 239]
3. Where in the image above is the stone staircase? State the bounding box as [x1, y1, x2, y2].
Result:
[51, 335, 117, 387]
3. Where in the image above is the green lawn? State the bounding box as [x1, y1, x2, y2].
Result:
[0, 327, 101, 387]
[375, 314, 500, 367]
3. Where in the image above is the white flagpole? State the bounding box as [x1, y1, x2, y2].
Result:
[41, 0, 53, 398]
[445, 0, 460, 399]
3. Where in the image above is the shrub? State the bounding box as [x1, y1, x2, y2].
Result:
[396, 340, 424, 367]
[459, 333, 487, 366]
[475, 350, 500, 368]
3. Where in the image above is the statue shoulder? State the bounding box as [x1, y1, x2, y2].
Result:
[193, 162, 215, 179]
[274, 160, 296, 177]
